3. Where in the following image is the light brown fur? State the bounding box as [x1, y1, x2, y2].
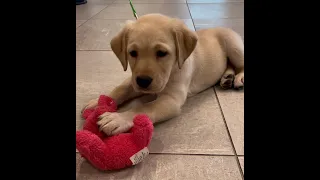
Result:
[83, 14, 244, 136]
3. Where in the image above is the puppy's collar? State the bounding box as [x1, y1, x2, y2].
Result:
[129, 0, 138, 19]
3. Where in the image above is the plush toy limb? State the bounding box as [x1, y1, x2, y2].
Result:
[76, 130, 134, 170]
[82, 111, 105, 138]
[131, 114, 154, 148]
[97, 95, 117, 111]
[76, 130, 110, 170]
[82, 109, 94, 119]
[81, 95, 118, 138]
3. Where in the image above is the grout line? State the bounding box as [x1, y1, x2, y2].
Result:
[186, 2, 196, 30]
[237, 156, 244, 177]
[76, 151, 236, 157]
[187, 2, 244, 177]
[237, 156, 244, 176]
[213, 87, 244, 180]
[150, 152, 235, 156]
[76, 1, 115, 29]
[187, 3, 244, 177]
[76, 149, 243, 157]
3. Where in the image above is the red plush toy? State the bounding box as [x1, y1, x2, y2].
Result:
[76, 95, 154, 170]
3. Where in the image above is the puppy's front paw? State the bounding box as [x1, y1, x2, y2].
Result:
[97, 112, 134, 136]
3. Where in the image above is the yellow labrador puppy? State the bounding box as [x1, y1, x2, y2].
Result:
[83, 14, 244, 136]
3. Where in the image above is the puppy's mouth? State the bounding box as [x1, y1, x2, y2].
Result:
[132, 83, 165, 94]
[139, 89, 161, 94]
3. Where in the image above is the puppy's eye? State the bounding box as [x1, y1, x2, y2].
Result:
[156, 51, 168, 58]
[129, 51, 138, 58]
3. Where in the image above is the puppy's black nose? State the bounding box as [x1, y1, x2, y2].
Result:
[136, 76, 153, 89]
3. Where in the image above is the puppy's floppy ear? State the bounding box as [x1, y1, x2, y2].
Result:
[110, 20, 134, 71]
[172, 19, 198, 69]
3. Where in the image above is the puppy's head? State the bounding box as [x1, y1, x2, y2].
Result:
[110, 14, 198, 94]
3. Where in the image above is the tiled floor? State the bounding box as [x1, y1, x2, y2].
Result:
[76, 0, 244, 179]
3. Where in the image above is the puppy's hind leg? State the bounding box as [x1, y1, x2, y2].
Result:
[222, 29, 244, 90]
[220, 62, 235, 89]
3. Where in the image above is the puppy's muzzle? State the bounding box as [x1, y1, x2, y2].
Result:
[136, 76, 153, 89]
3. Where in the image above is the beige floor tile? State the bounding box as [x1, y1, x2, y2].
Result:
[77, 20, 86, 28]
[215, 87, 244, 155]
[76, 4, 109, 20]
[76, 51, 131, 125]
[114, 0, 186, 3]
[76, 19, 126, 50]
[149, 89, 233, 155]
[76, 153, 242, 180]
[76, 153, 81, 178]
[194, 18, 244, 39]
[238, 156, 244, 173]
[76, 19, 194, 50]
[93, 3, 191, 19]
[76, 120, 84, 130]
[187, 0, 243, 3]
[188, 3, 244, 20]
